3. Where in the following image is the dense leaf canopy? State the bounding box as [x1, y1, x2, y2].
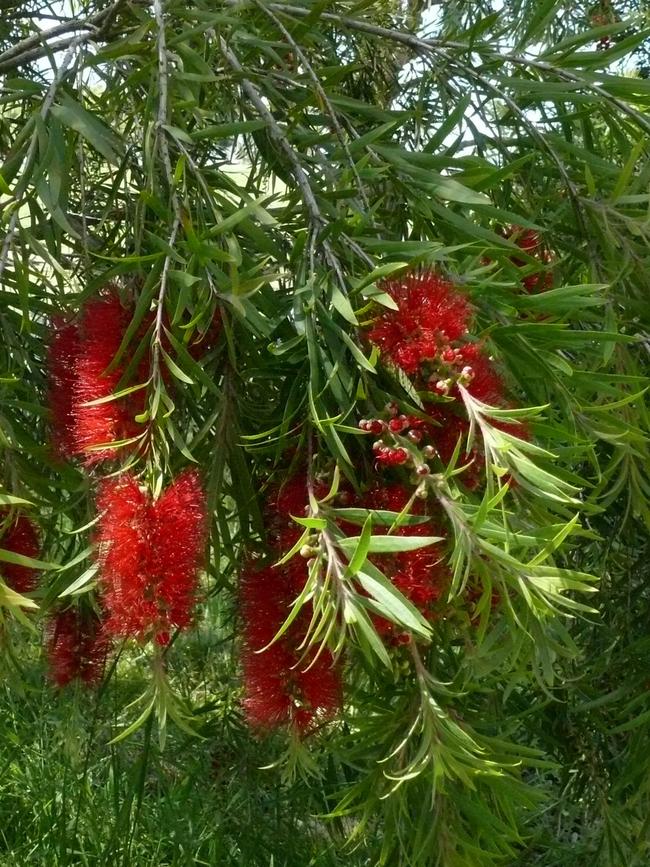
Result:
[0, 1, 649, 865]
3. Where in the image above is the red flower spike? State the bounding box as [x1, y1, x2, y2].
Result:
[423, 405, 484, 488]
[95, 474, 153, 639]
[152, 469, 208, 633]
[366, 270, 472, 375]
[240, 487, 342, 735]
[454, 344, 505, 406]
[295, 650, 342, 722]
[95, 471, 207, 642]
[270, 476, 311, 522]
[46, 607, 109, 688]
[74, 293, 131, 464]
[47, 318, 82, 459]
[360, 484, 449, 636]
[0, 511, 40, 594]
[240, 563, 297, 729]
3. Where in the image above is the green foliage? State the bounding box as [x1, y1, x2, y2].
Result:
[0, 0, 649, 864]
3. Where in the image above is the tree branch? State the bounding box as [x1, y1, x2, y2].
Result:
[151, 0, 181, 379]
[0, 39, 84, 283]
[250, 0, 371, 215]
[0, 0, 126, 74]
[219, 33, 350, 290]
[265, 2, 650, 136]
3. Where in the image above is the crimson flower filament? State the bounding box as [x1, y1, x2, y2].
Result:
[95, 470, 207, 644]
[240, 474, 341, 733]
[46, 607, 109, 688]
[0, 511, 40, 594]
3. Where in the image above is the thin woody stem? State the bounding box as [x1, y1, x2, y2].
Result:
[219, 35, 348, 289]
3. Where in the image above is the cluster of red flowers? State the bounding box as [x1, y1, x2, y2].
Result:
[49, 289, 150, 466]
[505, 226, 554, 293]
[0, 511, 40, 594]
[367, 270, 471, 375]
[46, 607, 109, 687]
[241, 475, 341, 733]
[48, 291, 144, 464]
[94, 469, 207, 645]
[47, 288, 221, 465]
[356, 483, 449, 641]
[44, 286, 217, 685]
[363, 268, 525, 487]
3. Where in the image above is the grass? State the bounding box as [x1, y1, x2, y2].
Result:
[0, 619, 370, 867]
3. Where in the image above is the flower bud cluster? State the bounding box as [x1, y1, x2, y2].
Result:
[361, 268, 527, 489]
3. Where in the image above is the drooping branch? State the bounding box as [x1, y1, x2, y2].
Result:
[0, 38, 85, 284]
[219, 34, 348, 288]
[263, 2, 650, 136]
[250, 0, 371, 215]
[0, 0, 126, 74]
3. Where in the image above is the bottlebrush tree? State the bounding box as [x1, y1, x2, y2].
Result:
[0, 1, 649, 864]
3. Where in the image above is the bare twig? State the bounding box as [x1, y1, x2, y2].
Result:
[153, 0, 180, 218]
[250, 0, 371, 215]
[220, 36, 323, 228]
[151, 0, 181, 370]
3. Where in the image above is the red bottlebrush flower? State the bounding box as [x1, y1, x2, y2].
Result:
[269, 475, 311, 522]
[95, 473, 153, 639]
[47, 318, 82, 459]
[47, 294, 173, 464]
[295, 650, 342, 731]
[424, 405, 484, 488]
[241, 563, 297, 729]
[366, 269, 471, 375]
[74, 293, 132, 464]
[46, 607, 109, 688]
[266, 474, 328, 524]
[95, 471, 207, 643]
[0, 511, 40, 594]
[242, 639, 296, 728]
[364, 482, 414, 514]
[240, 556, 341, 733]
[505, 226, 553, 293]
[361, 484, 449, 636]
[152, 469, 208, 634]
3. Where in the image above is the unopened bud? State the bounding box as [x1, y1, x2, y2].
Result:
[435, 379, 450, 395]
